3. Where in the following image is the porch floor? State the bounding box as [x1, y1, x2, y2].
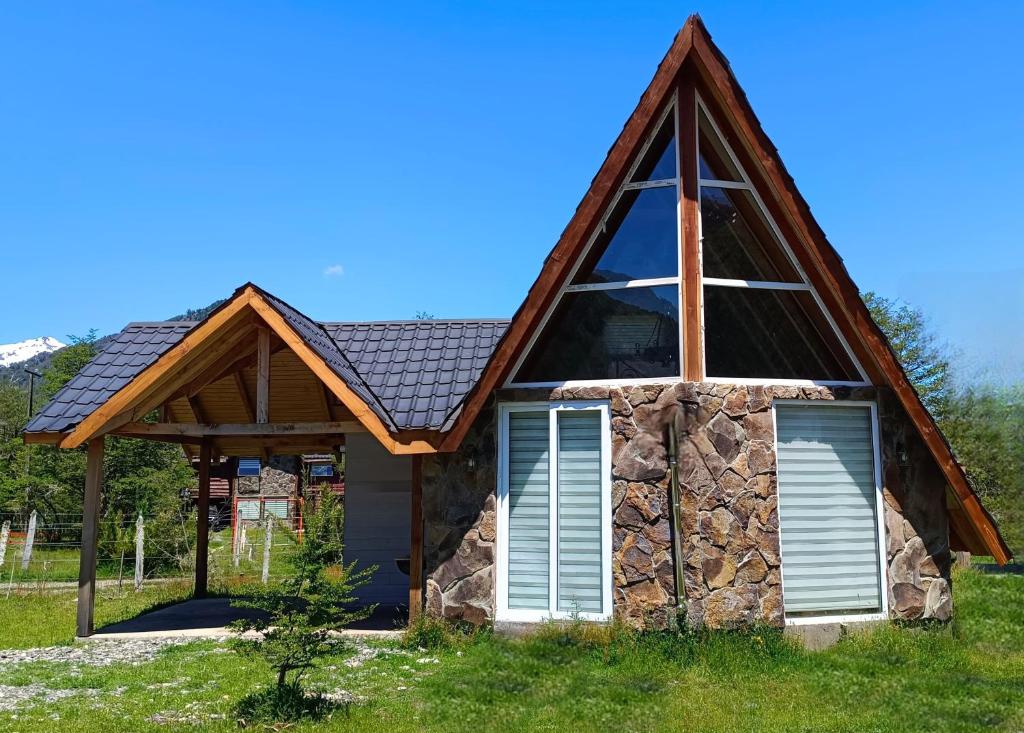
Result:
[88, 597, 406, 640]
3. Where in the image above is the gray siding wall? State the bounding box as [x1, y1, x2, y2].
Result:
[344, 433, 411, 608]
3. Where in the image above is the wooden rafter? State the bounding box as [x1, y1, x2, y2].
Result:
[187, 395, 207, 424]
[256, 326, 270, 424]
[234, 372, 256, 423]
[316, 380, 334, 422]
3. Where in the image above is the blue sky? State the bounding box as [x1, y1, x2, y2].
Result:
[1, 2, 1021, 383]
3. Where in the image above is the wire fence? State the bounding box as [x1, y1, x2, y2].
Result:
[0, 500, 305, 595]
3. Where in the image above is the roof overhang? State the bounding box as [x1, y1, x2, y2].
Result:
[26, 284, 439, 456]
[438, 15, 1011, 563]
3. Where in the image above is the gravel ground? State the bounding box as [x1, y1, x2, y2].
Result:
[0, 683, 101, 712]
[0, 636, 221, 669]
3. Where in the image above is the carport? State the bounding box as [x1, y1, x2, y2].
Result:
[21, 284, 452, 637]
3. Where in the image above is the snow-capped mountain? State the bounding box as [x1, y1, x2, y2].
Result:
[0, 337, 66, 367]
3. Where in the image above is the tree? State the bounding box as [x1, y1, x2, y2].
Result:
[39, 330, 99, 403]
[864, 292, 1024, 557]
[229, 492, 375, 722]
[863, 292, 954, 420]
[941, 385, 1024, 556]
[0, 330, 195, 572]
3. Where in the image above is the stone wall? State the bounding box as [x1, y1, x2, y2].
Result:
[878, 391, 952, 621]
[236, 455, 300, 497]
[422, 402, 497, 625]
[421, 382, 953, 627]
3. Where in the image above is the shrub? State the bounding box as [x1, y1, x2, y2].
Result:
[402, 614, 486, 651]
[235, 681, 335, 727]
[229, 491, 375, 720]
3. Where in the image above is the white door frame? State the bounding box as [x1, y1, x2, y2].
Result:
[496, 401, 613, 622]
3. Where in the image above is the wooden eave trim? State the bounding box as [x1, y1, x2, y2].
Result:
[438, 21, 697, 453]
[684, 22, 1010, 563]
[58, 290, 259, 450]
[246, 294, 437, 456]
[22, 431, 64, 445]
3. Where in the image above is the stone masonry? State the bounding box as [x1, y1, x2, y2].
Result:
[420, 383, 953, 627]
[235, 455, 300, 497]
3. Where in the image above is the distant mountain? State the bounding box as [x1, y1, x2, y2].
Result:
[0, 337, 66, 367]
[0, 299, 224, 388]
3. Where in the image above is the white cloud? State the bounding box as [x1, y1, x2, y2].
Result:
[323, 264, 344, 277]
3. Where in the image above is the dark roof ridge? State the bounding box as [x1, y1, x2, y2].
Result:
[325, 318, 511, 326]
[246, 283, 399, 431]
[124, 321, 199, 327]
[120, 317, 513, 331]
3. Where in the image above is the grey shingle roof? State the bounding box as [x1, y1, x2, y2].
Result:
[256, 288, 397, 431]
[326, 319, 509, 430]
[24, 301, 509, 435]
[25, 323, 195, 434]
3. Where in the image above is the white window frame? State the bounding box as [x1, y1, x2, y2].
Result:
[506, 97, 682, 389]
[771, 399, 889, 626]
[504, 93, 870, 390]
[496, 401, 613, 623]
[696, 95, 870, 386]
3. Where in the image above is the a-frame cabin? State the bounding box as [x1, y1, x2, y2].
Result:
[25, 16, 1008, 636]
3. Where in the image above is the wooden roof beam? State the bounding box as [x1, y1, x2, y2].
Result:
[113, 421, 366, 438]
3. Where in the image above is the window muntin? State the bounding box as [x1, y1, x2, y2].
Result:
[514, 286, 680, 383]
[775, 402, 885, 620]
[498, 403, 611, 621]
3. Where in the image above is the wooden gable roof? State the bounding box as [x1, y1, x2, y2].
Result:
[438, 16, 1011, 563]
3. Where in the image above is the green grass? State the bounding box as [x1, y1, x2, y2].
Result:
[0, 581, 196, 648]
[0, 568, 1021, 731]
[0, 526, 299, 584]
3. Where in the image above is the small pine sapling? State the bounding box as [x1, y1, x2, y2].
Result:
[230, 492, 376, 691]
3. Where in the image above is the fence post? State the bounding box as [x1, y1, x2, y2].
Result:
[261, 516, 273, 584]
[21, 511, 37, 571]
[0, 521, 9, 570]
[233, 522, 241, 568]
[134, 514, 145, 591]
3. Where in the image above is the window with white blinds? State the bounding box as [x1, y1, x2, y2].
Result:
[507, 411, 551, 610]
[557, 411, 604, 613]
[775, 403, 886, 619]
[499, 403, 612, 621]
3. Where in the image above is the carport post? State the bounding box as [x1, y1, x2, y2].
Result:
[77, 436, 104, 638]
[195, 438, 212, 597]
[409, 455, 423, 622]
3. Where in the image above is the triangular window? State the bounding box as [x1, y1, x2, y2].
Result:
[514, 106, 681, 383]
[698, 100, 865, 382]
[631, 118, 676, 183]
[698, 106, 743, 183]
